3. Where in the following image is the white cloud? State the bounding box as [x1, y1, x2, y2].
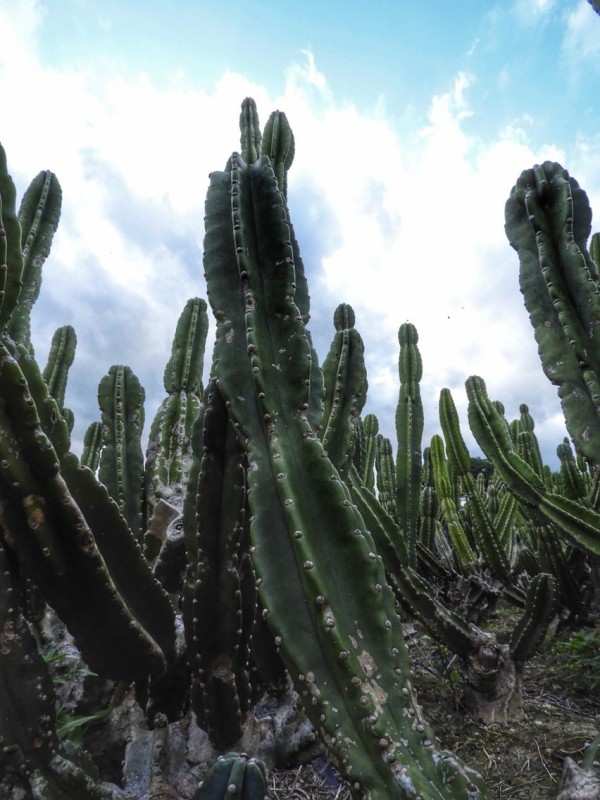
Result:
[563, 0, 600, 66]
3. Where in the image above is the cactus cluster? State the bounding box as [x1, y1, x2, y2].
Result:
[1, 98, 600, 800]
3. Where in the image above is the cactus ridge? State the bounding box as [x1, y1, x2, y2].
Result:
[42, 324, 77, 411]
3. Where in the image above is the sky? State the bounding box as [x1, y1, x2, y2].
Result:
[1, 0, 600, 469]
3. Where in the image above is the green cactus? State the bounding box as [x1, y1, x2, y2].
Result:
[439, 387, 512, 582]
[193, 753, 267, 800]
[8, 169, 62, 351]
[42, 324, 77, 412]
[0, 145, 26, 333]
[395, 322, 424, 567]
[203, 148, 487, 799]
[80, 420, 103, 472]
[360, 413, 380, 491]
[182, 379, 256, 750]
[319, 303, 368, 479]
[97, 364, 146, 542]
[145, 297, 208, 512]
[262, 108, 295, 199]
[505, 161, 600, 472]
[466, 374, 600, 558]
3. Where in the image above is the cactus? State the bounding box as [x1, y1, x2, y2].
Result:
[395, 322, 424, 567]
[80, 420, 103, 472]
[466, 374, 600, 558]
[319, 303, 368, 479]
[182, 379, 256, 750]
[193, 753, 267, 800]
[505, 161, 600, 472]
[5, 167, 62, 350]
[0, 338, 175, 681]
[439, 387, 512, 582]
[145, 297, 208, 516]
[97, 364, 146, 542]
[203, 149, 488, 798]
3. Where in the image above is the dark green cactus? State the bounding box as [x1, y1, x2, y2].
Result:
[0, 145, 26, 332]
[193, 753, 267, 800]
[8, 169, 62, 350]
[375, 435, 398, 520]
[360, 413, 380, 491]
[182, 379, 256, 750]
[98, 364, 146, 542]
[395, 322, 424, 567]
[505, 162, 600, 472]
[203, 149, 487, 799]
[80, 420, 103, 472]
[319, 303, 368, 479]
[145, 297, 208, 511]
[42, 324, 77, 412]
[262, 109, 295, 199]
[439, 387, 512, 582]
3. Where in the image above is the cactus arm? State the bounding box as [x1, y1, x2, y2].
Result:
[80, 421, 103, 472]
[239, 97, 262, 165]
[42, 325, 77, 411]
[361, 413, 380, 490]
[395, 323, 424, 566]
[98, 365, 145, 541]
[182, 378, 255, 750]
[262, 109, 295, 198]
[375, 435, 398, 520]
[509, 572, 558, 662]
[466, 375, 600, 557]
[163, 297, 208, 394]
[439, 388, 512, 582]
[9, 169, 62, 349]
[0, 144, 25, 332]
[429, 434, 477, 569]
[319, 303, 367, 478]
[204, 154, 487, 799]
[505, 162, 600, 469]
[146, 298, 208, 509]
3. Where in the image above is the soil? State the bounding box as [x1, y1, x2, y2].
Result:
[269, 608, 600, 800]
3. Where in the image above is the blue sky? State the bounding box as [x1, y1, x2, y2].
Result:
[2, 0, 600, 467]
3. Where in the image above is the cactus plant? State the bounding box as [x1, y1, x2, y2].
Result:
[203, 148, 488, 798]
[192, 752, 267, 800]
[505, 161, 600, 473]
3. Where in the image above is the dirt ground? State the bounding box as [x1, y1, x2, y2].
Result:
[268, 609, 600, 800]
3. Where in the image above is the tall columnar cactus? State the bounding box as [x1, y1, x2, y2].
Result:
[145, 297, 208, 512]
[98, 364, 146, 542]
[7, 167, 62, 350]
[505, 162, 600, 472]
[0, 145, 26, 333]
[319, 303, 368, 479]
[203, 147, 487, 799]
[182, 379, 256, 750]
[42, 324, 77, 432]
[395, 322, 424, 567]
[439, 388, 512, 583]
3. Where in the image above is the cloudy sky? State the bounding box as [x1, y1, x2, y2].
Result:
[1, 0, 599, 468]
